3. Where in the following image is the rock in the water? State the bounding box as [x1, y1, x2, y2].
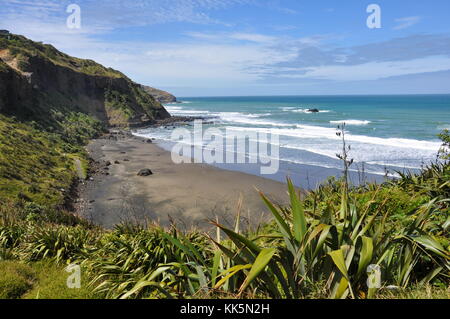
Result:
[137, 169, 153, 176]
[307, 108, 320, 113]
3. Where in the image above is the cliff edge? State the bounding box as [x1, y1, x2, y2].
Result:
[0, 32, 171, 128]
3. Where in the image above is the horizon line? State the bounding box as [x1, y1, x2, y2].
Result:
[175, 93, 450, 99]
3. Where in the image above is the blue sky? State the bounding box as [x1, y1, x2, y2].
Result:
[1, 0, 450, 96]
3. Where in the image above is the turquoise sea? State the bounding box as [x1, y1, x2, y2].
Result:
[136, 95, 450, 188]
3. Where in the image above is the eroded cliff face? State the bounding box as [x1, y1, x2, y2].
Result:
[0, 33, 170, 127]
[0, 59, 34, 115]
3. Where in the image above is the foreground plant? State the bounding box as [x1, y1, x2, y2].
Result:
[209, 178, 449, 299]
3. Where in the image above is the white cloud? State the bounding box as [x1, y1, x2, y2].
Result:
[0, 0, 250, 30]
[115, 42, 293, 86]
[278, 56, 450, 81]
[228, 33, 277, 44]
[185, 31, 277, 44]
[1, 1, 448, 95]
[393, 16, 421, 30]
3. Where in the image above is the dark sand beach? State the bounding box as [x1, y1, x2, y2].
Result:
[76, 133, 289, 230]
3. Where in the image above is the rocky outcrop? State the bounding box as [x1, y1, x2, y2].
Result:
[0, 33, 171, 127]
[142, 86, 177, 104]
[137, 169, 153, 176]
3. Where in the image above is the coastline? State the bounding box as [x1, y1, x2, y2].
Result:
[75, 131, 289, 230]
[74, 117, 390, 229]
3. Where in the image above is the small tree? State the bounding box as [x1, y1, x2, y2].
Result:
[336, 123, 354, 220]
[438, 129, 450, 160]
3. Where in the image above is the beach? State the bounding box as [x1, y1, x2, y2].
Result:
[74, 94, 450, 229]
[135, 95, 448, 189]
[75, 132, 289, 230]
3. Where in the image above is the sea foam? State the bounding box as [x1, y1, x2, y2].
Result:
[330, 120, 371, 126]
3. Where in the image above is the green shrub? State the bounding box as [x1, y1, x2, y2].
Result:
[20, 225, 99, 264]
[438, 130, 450, 160]
[85, 225, 211, 298]
[203, 177, 449, 299]
[0, 261, 35, 299]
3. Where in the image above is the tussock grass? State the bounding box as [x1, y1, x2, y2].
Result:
[0, 261, 35, 299]
[0, 131, 448, 299]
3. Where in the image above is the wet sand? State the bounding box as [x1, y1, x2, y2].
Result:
[76, 134, 289, 230]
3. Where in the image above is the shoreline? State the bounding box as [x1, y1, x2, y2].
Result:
[74, 131, 289, 230]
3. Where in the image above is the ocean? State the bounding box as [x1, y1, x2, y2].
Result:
[135, 95, 450, 189]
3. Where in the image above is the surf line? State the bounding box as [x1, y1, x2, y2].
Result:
[170, 120, 280, 175]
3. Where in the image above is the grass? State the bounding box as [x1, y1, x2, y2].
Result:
[0, 261, 34, 299]
[0, 34, 124, 78]
[0, 260, 95, 299]
[0, 113, 105, 210]
[0, 160, 448, 300]
[22, 261, 95, 299]
[375, 284, 449, 299]
[0, 111, 448, 299]
[0, 115, 75, 207]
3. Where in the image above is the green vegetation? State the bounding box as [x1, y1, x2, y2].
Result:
[105, 89, 135, 120]
[0, 113, 104, 210]
[22, 261, 94, 299]
[0, 261, 34, 298]
[0, 136, 448, 298]
[0, 115, 74, 207]
[439, 130, 450, 160]
[0, 260, 94, 299]
[0, 33, 124, 78]
[0, 32, 448, 298]
[0, 32, 168, 130]
[0, 60, 9, 72]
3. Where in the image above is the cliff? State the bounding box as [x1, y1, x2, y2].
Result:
[0, 32, 170, 128]
[142, 86, 177, 103]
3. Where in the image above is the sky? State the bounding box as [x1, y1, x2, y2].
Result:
[1, 0, 450, 97]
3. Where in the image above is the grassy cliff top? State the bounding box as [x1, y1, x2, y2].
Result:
[0, 33, 124, 79]
[0, 32, 170, 128]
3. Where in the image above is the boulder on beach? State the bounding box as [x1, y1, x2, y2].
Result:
[137, 169, 153, 176]
[146, 139, 153, 143]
